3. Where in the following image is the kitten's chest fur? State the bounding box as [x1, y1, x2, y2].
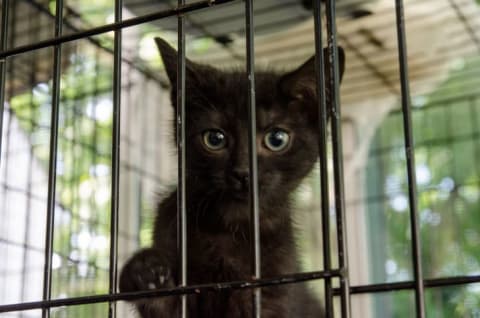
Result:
[190, 229, 296, 285]
[189, 232, 251, 283]
[154, 190, 297, 284]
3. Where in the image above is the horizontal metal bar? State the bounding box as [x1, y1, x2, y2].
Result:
[0, 0, 237, 59]
[0, 269, 342, 313]
[333, 275, 480, 295]
[3, 271, 478, 311]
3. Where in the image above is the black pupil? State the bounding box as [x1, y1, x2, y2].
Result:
[269, 131, 286, 148]
[208, 131, 224, 147]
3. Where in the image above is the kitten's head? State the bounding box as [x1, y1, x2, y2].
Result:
[155, 38, 344, 227]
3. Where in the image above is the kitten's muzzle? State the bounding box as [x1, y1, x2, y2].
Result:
[229, 168, 250, 192]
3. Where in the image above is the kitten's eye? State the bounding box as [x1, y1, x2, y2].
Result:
[264, 128, 290, 152]
[202, 130, 227, 151]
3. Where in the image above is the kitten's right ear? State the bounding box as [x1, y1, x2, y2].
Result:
[279, 47, 345, 102]
[154, 37, 201, 87]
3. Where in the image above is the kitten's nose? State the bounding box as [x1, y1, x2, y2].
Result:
[231, 168, 249, 190]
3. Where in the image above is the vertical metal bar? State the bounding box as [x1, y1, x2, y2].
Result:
[324, 1, 351, 317]
[0, 0, 9, 167]
[244, 0, 261, 317]
[312, 1, 333, 316]
[394, 1, 425, 317]
[43, 1, 64, 317]
[109, 0, 122, 317]
[177, 0, 188, 317]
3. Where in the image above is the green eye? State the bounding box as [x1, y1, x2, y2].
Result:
[202, 130, 227, 150]
[264, 128, 290, 152]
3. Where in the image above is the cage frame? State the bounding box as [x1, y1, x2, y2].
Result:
[1, 0, 479, 317]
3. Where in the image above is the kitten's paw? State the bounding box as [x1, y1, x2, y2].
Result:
[119, 248, 174, 293]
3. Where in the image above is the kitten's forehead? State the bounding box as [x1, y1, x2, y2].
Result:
[185, 68, 314, 137]
[199, 70, 299, 127]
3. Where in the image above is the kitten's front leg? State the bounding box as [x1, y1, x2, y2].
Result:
[119, 248, 178, 318]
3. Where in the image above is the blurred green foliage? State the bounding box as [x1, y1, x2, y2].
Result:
[366, 55, 480, 317]
[10, 43, 114, 314]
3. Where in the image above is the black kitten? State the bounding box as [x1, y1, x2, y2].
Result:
[119, 38, 345, 318]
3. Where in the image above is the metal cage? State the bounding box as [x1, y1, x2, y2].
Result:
[0, 0, 479, 317]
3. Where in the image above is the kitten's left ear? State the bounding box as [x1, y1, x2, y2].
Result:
[155, 37, 205, 89]
[280, 47, 345, 101]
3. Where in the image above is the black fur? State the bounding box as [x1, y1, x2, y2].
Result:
[119, 38, 345, 318]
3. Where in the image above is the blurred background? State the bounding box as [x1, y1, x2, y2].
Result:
[0, 0, 479, 317]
